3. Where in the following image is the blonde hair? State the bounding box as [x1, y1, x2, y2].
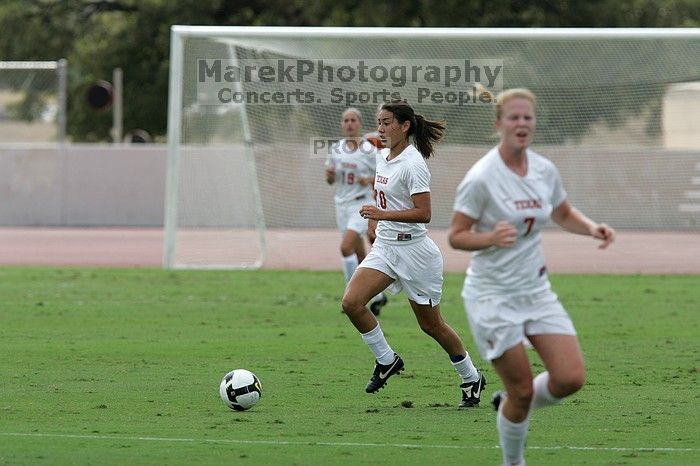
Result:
[342, 107, 362, 122]
[495, 88, 536, 119]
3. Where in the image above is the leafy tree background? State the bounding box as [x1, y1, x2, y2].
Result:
[0, 0, 697, 141]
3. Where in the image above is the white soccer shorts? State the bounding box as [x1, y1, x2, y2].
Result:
[358, 236, 443, 306]
[335, 197, 370, 236]
[463, 289, 577, 361]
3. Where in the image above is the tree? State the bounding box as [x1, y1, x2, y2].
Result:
[0, 0, 697, 141]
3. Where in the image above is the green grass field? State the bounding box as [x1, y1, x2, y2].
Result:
[1, 268, 698, 465]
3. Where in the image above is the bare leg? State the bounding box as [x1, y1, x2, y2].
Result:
[492, 344, 534, 423]
[340, 229, 366, 260]
[492, 344, 533, 466]
[408, 301, 466, 355]
[341, 267, 394, 333]
[339, 230, 366, 285]
[527, 334, 585, 398]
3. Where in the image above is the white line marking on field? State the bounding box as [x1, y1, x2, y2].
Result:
[0, 432, 697, 453]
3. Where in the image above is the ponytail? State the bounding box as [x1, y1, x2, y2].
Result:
[380, 100, 445, 159]
[412, 114, 445, 159]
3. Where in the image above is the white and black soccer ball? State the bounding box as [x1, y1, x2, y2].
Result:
[219, 369, 262, 411]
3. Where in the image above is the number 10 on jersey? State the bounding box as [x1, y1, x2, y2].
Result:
[377, 190, 387, 209]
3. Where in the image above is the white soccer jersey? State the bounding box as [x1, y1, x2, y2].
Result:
[326, 139, 377, 204]
[453, 146, 567, 299]
[374, 144, 431, 244]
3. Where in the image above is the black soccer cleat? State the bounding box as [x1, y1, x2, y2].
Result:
[365, 353, 404, 393]
[458, 371, 486, 408]
[369, 295, 388, 316]
[491, 390, 505, 412]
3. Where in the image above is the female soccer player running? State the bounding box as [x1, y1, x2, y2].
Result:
[448, 89, 616, 465]
[342, 100, 484, 408]
[325, 108, 387, 315]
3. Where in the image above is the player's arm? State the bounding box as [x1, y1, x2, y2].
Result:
[367, 218, 377, 244]
[324, 152, 337, 185]
[448, 212, 517, 250]
[551, 200, 615, 249]
[360, 192, 431, 223]
[358, 175, 375, 186]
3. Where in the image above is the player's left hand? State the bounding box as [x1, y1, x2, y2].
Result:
[360, 205, 383, 221]
[590, 223, 615, 249]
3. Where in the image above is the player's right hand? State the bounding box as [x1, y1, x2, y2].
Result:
[491, 221, 518, 248]
[325, 166, 336, 184]
[359, 204, 383, 221]
[590, 223, 615, 249]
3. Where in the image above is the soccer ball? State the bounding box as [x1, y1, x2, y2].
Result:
[219, 369, 262, 411]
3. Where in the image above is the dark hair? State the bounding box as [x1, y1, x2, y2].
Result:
[380, 100, 445, 159]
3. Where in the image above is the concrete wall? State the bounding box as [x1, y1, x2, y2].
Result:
[0, 144, 166, 226]
[664, 82, 700, 150]
[1, 143, 698, 229]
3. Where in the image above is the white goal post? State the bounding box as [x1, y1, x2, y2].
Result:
[164, 27, 700, 269]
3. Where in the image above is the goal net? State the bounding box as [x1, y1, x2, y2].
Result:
[164, 27, 700, 269]
[0, 60, 67, 143]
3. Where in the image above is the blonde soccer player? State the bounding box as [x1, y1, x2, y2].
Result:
[342, 100, 485, 407]
[325, 108, 388, 315]
[448, 88, 616, 465]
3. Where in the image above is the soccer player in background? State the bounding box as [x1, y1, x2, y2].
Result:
[342, 100, 485, 408]
[325, 108, 388, 315]
[448, 89, 616, 465]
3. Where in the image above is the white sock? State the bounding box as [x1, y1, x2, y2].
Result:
[451, 354, 479, 383]
[530, 372, 562, 410]
[497, 405, 529, 466]
[370, 292, 385, 303]
[360, 324, 395, 364]
[342, 254, 359, 284]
